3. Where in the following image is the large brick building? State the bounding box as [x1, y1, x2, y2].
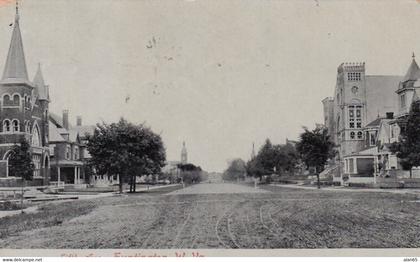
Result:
[0, 5, 50, 186]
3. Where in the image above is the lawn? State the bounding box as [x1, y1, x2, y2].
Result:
[0, 183, 419, 248]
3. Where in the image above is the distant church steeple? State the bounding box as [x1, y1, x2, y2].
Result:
[181, 141, 188, 164]
[251, 142, 256, 159]
[2, 0, 29, 84]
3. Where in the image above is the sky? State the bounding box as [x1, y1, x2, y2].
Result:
[0, 0, 420, 172]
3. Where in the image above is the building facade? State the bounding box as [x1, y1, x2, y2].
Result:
[322, 62, 403, 184]
[0, 6, 50, 186]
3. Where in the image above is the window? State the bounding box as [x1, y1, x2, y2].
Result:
[13, 94, 20, 105]
[348, 72, 361, 81]
[66, 146, 71, 159]
[12, 120, 19, 132]
[356, 120, 362, 128]
[350, 131, 355, 139]
[3, 120, 10, 133]
[349, 109, 354, 118]
[401, 94, 406, 108]
[3, 94, 11, 106]
[357, 131, 363, 139]
[370, 133, 376, 145]
[349, 158, 354, 173]
[74, 147, 79, 160]
[31, 125, 41, 147]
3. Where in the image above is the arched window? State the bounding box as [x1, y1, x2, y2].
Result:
[357, 131, 363, 139]
[31, 124, 41, 147]
[2, 119, 10, 133]
[3, 94, 11, 106]
[350, 131, 355, 139]
[13, 94, 20, 105]
[12, 119, 19, 132]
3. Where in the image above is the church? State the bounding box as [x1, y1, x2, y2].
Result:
[0, 4, 50, 186]
[322, 56, 420, 186]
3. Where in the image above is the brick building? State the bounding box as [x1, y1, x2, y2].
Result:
[0, 5, 50, 186]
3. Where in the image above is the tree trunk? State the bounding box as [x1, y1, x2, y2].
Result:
[21, 177, 24, 213]
[133, 175, 137, 193]
[129, 175, 133, 193]
[119, 174, 123, 194]
[410, 168, 413, 179]
[317, 173, 320, 189]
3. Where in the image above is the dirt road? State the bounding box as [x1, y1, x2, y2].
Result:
[0, 182, 419, 248]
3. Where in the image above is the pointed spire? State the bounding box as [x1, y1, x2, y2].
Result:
[403, 53, 420, 82]
[1, 0, 29, 83]
[33, 63, 49, 100]
[251, 142, 256, 159]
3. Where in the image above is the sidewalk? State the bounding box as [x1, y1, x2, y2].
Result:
[269, 183, 420, 195]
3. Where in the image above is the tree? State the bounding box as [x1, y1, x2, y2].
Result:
[246, 139, 300, 182]
[223, 158, 246, 181]
[296, 126, 335, 188]
[8, 138, 34, 212]
[390, 98, 420, 178]
[8, 138, 34, 180]
[177, 163, 204, 184]
[86, 118, 166, 193]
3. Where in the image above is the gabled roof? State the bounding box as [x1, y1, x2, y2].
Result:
[1, 8, 29, 84]
[48, 121, 65, 142]
[49, 113, 65, 128]
[402, 57, 420, 83]
[33, 63, 49, 100]
[365, 117, 384, 128]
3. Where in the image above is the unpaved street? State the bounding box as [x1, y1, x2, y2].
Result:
[0, 182, 419, 248]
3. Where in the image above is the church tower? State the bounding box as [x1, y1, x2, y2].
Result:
[334, 62, 367, 158]
[181, 141, 188, 164]
[0, 2, 50, 184]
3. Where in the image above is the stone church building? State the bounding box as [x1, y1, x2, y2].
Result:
[0, 5, 50, 186]
[323, 57, 420, 186]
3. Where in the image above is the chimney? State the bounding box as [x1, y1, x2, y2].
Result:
[63, 109, 69, 130]
[76, 116, 82, 126]
[386, 112, 394, 119]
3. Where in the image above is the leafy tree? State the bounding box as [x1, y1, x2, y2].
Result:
[223, 158, 246, 181]
[8, 138, 34, 181]
[296, 126, 335, 188]
[246, 139, 300, 181]
[177, 163, 204, 184]
[86, 118, 166, 193]
[391, 98, 420, 178]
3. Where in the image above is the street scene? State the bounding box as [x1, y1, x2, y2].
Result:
[1, 182, 419, 249]
[0, 0, 420, 254]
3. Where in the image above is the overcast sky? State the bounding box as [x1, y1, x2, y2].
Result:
[0, 0, 419, 172]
